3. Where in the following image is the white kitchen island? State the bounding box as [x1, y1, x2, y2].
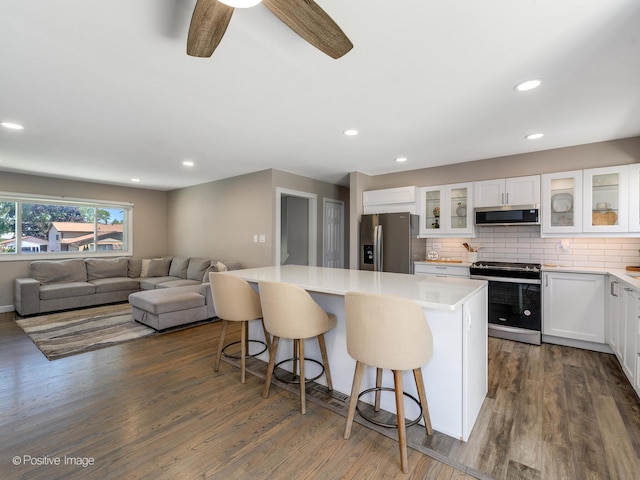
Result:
[226, 265, 488, 442]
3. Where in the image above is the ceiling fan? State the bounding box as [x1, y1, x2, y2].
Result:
[187, 0, 353, 59]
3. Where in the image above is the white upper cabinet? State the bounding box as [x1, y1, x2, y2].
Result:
[419, 183, 474, 237]
[541, 170, 583, 234]
[474, 175, 540, 208]
[363, 186, 417, 214]
[583, 165, 629, 233]
[629, 164, 640, 232]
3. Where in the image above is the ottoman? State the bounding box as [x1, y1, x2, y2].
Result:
[129, 285, 212, 331]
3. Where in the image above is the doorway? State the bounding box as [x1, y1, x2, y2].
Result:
[275, 188, 317, 266]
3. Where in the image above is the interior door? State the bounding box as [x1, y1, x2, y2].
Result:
[323, 199, 344, 268]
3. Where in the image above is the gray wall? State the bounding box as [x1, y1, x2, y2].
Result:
[167, 169, 350, 269]
[349, 137, 640, 267]
[0, 172, 168, 309]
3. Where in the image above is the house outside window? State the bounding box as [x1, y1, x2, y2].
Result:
[0, 194, 132, 259]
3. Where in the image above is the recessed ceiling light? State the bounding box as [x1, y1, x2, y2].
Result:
[131, 178, 141, 183]
[182, 160, 194, 167]
[395, 157, 408, 163]
[525, 133, 544, 140]
[514, 79, 542, 92]
[343, 129, 358, 136]
[1, 122, 24, 130]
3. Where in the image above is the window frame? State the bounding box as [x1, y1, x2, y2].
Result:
[0, 191, 133, 261]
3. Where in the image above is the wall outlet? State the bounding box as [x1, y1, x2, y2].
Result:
[432, 243, 442, 249]
[556, 239, 572, 251]
[259, 234, 266, 243]
[253, 234, 258, 243]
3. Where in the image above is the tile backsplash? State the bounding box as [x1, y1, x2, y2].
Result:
[426, 226, 640, 269]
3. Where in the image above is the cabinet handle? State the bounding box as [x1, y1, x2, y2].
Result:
[506, 192, 509, 204]
[501, 193, 505, 205]
[611, 281, 618, 297]
[545, 274, 548, 287]
[624, 287, 633, 292]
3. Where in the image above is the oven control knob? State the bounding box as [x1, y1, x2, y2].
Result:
[524, 309, 531, 316]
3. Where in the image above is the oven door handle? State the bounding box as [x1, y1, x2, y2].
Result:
[470, 275, 541, 285]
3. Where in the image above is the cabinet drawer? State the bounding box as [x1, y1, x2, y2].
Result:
[415, 264, 470, 278]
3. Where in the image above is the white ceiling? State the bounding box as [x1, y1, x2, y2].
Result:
[1, 0, 639, 191]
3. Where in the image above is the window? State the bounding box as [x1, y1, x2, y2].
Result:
[0, 193, 133, 259]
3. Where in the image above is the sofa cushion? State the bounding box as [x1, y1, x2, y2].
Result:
[129, 289, 205, 315]
[169, 257, 190, 279]
[86, 257, 129, 281]
[156, 279, 201, 289]
[128, 258, 142, 278]
[40, 282, 95, 300]
[90, 277, 140, 293]
[139, 276, 180, 290]
[187, 258, 211, 282]
[30, 259, 87, 284]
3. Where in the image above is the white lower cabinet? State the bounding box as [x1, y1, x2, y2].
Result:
[414, 263, 470, 278]
[543, 271, 605, 343]
[607, 277, 639, 392]
[620, 285, 638, 382]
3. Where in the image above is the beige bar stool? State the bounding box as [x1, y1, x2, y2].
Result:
[343, 291, 433, 474]
[258, 280, 336, 414]
[209, 272, 271, 384]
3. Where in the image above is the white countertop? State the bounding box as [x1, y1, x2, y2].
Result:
[227, 265, 487, 311]
[542, 264, 640, 290]
[415, 260, 472, 267]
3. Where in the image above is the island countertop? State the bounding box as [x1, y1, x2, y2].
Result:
[226, 264, 488, 441]
[226, 265, 487, 311]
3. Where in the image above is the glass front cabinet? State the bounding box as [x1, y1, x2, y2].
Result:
[542, 170, 583, 234]
[583, 165, 629, 233]
[419, 183, 474, 237]
[629, 164, 640, 232]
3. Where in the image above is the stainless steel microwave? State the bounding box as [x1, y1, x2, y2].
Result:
[474, 205, 540, 226]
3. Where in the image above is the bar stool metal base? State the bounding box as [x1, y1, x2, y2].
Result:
[356, 387, 423, 428]
[273, 357, 325, 384]
[222, 339, 268, 360]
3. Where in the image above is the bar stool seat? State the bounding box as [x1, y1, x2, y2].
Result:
[343, 291, 434, 474]
[258, 280, 336, 414]
[210, 272, 271, 384]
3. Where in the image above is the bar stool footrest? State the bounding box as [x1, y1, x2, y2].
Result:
[356, 387, 423, 428]
[222, 339, 268, 359]
[273, 357, 325, 384]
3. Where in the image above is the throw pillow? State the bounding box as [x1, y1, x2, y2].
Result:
[215, 261, 228, 272]
[140, 259, 152, 278]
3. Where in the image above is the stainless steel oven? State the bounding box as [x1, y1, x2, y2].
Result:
[470, 261, 542, 345]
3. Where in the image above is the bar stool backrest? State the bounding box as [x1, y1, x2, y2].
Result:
[345, 291, 433, 371]
[258, 280, 333, 339]
[210, 272, 262, 321]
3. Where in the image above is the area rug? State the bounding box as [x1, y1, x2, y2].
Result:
[15, 304, 156, 360]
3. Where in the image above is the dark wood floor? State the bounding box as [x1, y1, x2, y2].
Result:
[2, 309, 639, 479]
[0, 311, 473, 480]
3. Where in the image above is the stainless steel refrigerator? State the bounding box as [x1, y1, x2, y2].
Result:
[359, 213, 426, 274]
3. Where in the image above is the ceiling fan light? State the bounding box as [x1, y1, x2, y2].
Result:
[218, 0, 262, 8]
[514, 79, 542, 92]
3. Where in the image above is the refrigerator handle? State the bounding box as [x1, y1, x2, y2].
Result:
[374, 224, 383, 272]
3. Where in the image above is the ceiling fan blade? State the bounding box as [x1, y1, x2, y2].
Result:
[187, 0, 234, 57]
[262, 0, 353, 59]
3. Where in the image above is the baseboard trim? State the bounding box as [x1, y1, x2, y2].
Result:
[0, 305, 15, 313]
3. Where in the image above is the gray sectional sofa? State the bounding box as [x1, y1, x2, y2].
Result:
[13, 256, 240, 319]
